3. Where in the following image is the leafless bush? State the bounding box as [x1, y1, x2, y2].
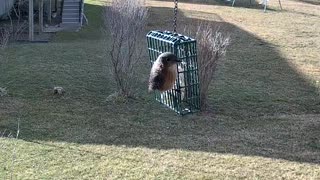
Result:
[0, 26, 11, 49]
[184, 23, 230, 110]
[12, 20, 27, 41]
[0, 0, 28, 49]
[11, 0, 28, 41]
[103, 0, 148, 98]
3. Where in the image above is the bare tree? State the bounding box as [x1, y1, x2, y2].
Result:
[184, 23, 230, 110]
[103, 0, 148, 98]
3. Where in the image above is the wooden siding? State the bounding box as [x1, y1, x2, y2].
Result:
[0, 0, 15, 17]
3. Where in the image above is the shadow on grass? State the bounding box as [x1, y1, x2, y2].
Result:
[153, 0, 279, 11]
[293, 0, 320, 5]
[1, 3, 319, 165]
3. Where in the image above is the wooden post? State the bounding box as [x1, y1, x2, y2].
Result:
[48, 0, 52, 24]
[54, 0, 57, 12]
[264, 0, 268, 12]
[29, 0, 34, 41]
[39, 0, 44, 33]
[278, 0, 283, 10]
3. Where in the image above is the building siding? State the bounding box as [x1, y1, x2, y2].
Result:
[0, 0, 15, 18]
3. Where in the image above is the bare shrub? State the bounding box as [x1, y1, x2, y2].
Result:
[12, 20, 27, 41]
[9, 0, 28, 41]
[184, 23, 230, 110]
[0, 0, 28, 49]
[11, 0, 28, 41]
[103, 0, 148, 98]
[0, 26, 11, 49]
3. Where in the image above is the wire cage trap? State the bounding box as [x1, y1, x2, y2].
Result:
[147, 30, 201, 115]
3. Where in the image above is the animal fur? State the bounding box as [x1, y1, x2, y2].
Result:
[148, 52, 181, 92]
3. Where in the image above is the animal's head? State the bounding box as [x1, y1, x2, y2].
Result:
[158, 52, 181, 67]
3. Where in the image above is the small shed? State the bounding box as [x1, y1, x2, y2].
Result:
[28, 0, 86, 41]
[1, 0, 85, 41]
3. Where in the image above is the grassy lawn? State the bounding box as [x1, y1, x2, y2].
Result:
[1, 0, 320, 179]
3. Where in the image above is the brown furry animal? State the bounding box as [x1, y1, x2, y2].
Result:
[148, 52, 181, 92]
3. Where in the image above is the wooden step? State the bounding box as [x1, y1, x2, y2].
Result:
[62, 13, 79, 18]
[64, 2, 80, 6]
[63, 9, 79, 13]
[64, 5, 80, 10]
[61, 22, 81, 27]
[61, 0, 83, 32]
[62, 18, 79, 23]
[62, 13, 79, 19]
[61, 22, 82, 31]
[64, 0, 81, 2]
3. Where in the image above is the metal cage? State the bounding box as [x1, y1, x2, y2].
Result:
[147, 30, 200, 115]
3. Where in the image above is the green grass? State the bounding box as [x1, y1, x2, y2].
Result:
[0, 0, 320, 179]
